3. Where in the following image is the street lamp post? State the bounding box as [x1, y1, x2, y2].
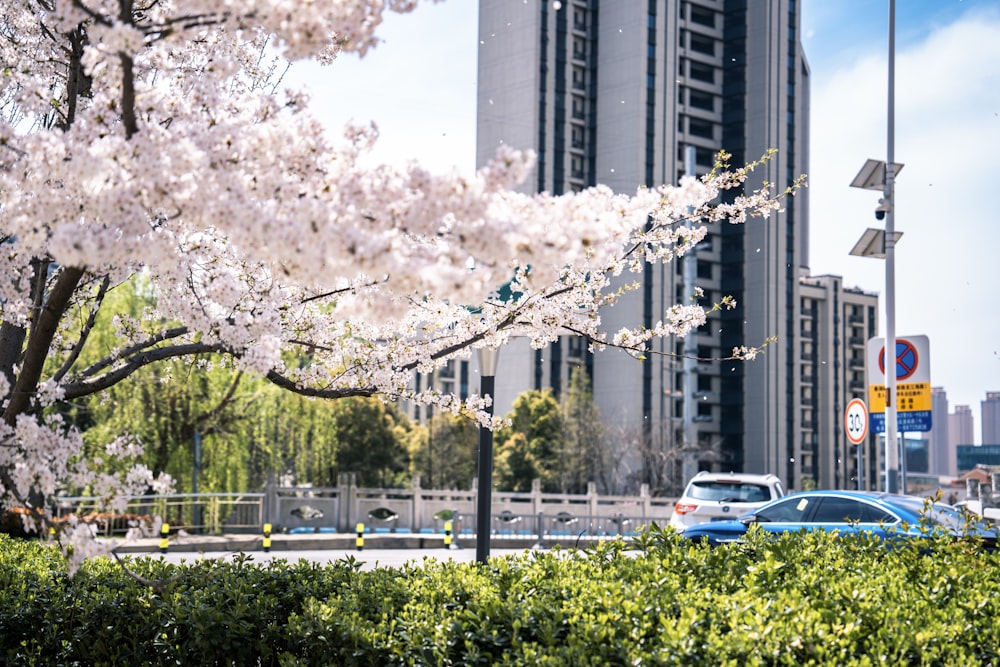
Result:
[475, 346, 500, 564]
[849, 0, 902, 494]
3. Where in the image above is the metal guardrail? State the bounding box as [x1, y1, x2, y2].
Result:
[53, 493, 265, 536]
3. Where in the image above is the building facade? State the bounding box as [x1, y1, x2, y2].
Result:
[929, 386, 953, 476]
[950, 405, 976, 463]
[983, 392, 1000, 446]
[798, 273, 879, 490]
[477, 0, 824, 493]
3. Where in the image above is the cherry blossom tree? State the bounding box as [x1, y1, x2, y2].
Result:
[0, 0, 796, 568]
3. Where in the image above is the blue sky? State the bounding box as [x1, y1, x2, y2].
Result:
[287, 1, 1000, 441]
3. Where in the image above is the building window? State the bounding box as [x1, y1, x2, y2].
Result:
[697, 260, 713, 280]
[689, 62, 715, 84]
[689, 89, 715, 111]
[690, 6, 716, 28]
[689, 118, 714, 139]
[689, 33, 716, 56]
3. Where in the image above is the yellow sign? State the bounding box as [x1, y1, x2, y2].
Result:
[868, 381, 930, 414]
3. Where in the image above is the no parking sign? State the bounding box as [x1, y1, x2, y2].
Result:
[865, 335, 931, 433]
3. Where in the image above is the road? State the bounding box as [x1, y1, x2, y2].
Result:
[132, 546, 536, 570]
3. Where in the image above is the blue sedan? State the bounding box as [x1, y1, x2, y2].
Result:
[679, 490, 997, 547]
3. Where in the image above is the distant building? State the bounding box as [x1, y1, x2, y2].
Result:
[930, 387, 954, 476]
[477, 0, 828, 494]
[957, 445, 1000, 473]
[950, 405, 975, 457]
[798, 273, 878, 489]
[982, 391, 1000, 445]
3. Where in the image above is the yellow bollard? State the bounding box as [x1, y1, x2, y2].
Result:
[159, 523, 170, 553]
[262, 523, 272, 552]
[443, 520, 453, 548]
[356, 522, 365, 551]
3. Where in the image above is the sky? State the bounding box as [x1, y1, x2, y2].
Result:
[285, 0, 1000, 442]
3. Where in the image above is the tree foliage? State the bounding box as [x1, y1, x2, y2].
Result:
[408, 411, 478, 490]
[494, 390, 562, 492]
[558, 367, 610, 493]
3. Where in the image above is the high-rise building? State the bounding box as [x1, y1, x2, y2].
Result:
[477, 0, 819, 493]
[950, 405, 976, 460]
[982, 392, 1000, 446]
[929, 386, 953, 475]
[798, 273, 878, 490]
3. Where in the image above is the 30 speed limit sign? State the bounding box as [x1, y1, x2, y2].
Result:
[845, 398, 869, 445]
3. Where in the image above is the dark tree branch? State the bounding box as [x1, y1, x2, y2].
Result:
[4, 266, 86, 425]
[52, 275, 110, 384]
[264, 370, 374, 400]
[194, 369, 245, 431]
[62, 341, 224, 400]
[76, 326, 190, 378]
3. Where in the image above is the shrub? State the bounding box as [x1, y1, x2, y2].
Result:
[2, 531, 1000, 665]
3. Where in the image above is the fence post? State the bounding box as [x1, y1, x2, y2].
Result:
[412, 475, 423, 534]
[530, 479, 542, 517]
[265, 470, 277, 526]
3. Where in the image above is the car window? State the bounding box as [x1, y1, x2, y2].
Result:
[755, 497, 812, 522]
[688, 481, 771, 503]
[810, 497, 895, 523]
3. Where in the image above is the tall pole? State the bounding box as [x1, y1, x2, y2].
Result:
[681, 146, 698, 485]
[883, 0, 899, 494]
[475, 347, 499, 564]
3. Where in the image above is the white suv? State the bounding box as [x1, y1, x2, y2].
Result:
[669, 471, 785, 531]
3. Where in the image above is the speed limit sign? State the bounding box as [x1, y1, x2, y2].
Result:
[845, 398, 869, 445]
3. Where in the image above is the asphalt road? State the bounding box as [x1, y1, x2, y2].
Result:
[127, 546, 535, 570]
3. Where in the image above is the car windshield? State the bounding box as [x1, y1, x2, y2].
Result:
[687, 481, 770, 503]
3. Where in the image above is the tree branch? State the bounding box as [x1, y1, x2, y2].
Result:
[4, 266, 85, 425]
[76, 325, 190, 379]
[52, 275, 111, 384]
[263, 370, 374, 400]
[62, 341, 224, 400]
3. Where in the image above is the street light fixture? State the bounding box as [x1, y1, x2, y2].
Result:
[475, 346, 500, 564]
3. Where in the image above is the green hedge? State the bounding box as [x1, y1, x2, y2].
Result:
[1, 528, 999, 665]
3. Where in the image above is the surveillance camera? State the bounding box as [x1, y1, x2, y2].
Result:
[874, 198, 890, 220]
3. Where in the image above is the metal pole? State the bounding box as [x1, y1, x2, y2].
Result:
[883, 0, 899, 494]
[475, 347, 499, 564]
[899, 431, 908, 495]
[681, 145, 698, 484]
[856, 444, 863, 491]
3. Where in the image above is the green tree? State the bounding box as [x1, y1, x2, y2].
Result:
[329, 397, 411, 488]
[73, 279, 258, 494]
[409, 411, 478, 490]
[494, 390, 562, 492]
[559, 367, 609, 493]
